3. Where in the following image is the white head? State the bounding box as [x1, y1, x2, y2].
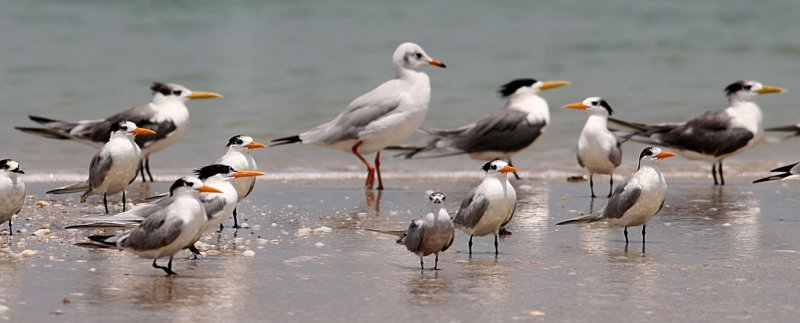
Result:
[168, 176, 224, 197]
[724, 80, 785, 103]
[499, 78, 570, 99]
[638, 147, 677, 169]
[428, 191, 446, 209]
[563, 97, 614, 117]
[110, 121, 156, 139]
[392, 42, 446, 73]
[150, 82, 223, 105]
[226, 135, 267, 152]
[0, 159, 24, 177]
[482, 160, 518, 178]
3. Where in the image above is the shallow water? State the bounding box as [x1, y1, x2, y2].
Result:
[1, 0, 800, 177]
[1, 178, 799, 321]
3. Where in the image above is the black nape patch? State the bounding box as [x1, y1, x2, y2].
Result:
[499, 79, 537, 97]
[109, 121, 129, 133]
[151, 82, 173, 96]
[724, 80, 745, 96]
[226, 135, 245, 147]
[599, 99, 614, 115]
[639, 147, 656, 160]
[169, 178, 192, 196]
[0, 159, 11, 169]
[193, 164, 235, 180]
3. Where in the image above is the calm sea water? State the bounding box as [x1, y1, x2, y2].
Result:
[2, 0, 799, 178]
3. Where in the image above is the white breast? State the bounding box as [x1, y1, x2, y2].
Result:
[577, 116, 617, 174]
[0, 176, 25, 221]
[95, 137, 142, 195]
[470, 177, 517, 236]
[611, 168, 667, 227]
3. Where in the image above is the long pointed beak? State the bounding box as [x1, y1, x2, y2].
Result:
[499, 165, 519, 173]
[428, 59, 447, 68]
[756, 86, 787, 94]
[245, 141, 267, 149]
[188, 91, 224, 100]
[232, 170, 266, 178]
[132, 128, 157, 136]
[540, 80, 571, 91]
[563, 102, 587, 110]
[196, 185, 223, 193]
[655, 151, 678, 159]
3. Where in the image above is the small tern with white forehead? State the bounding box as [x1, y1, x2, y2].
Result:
[46, 121, 156, 213]
[564, 97, 622, 198]
[271, 42, 446, 190]
[753, 162, 800, 183]
[216, 135, 266, 230]
[453, 160, 517, 256]
[557, 147, 676, 245]
[389, 78, 570, 180]
[16, 82, 222, 182]
[0, 160, 26, 235]
[85, 177, 222, 276]
[609, 80, 785, 185]
[396, 192, 455, 270]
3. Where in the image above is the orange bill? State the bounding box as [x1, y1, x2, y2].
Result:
[563, 102, 587, 110]
[196, 185, 223, 193]
[655, 151, 677, 159]
[132, 128, 157, 136]
[246, 141, 267, 149]
[428, 59, 447, 68]
[232, 170, 266, 178]
[499, 165, 519, 173]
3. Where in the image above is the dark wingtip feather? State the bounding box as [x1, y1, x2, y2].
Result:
[753, 173, 790, 183]
[270, 135, 302, 147]
[770, 162, 798, 173]
[87, 235, 116, 246]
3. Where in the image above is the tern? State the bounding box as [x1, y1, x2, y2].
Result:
[556, 147, 676, 245]
[396, 192, 455, 270]
[753, 162, 799, 183]
[0, 160, 26, 235]
[564, 97, 622, 198]
[609, 80, 785, 185]
[216, 135, 266, 230]
[86, 177, 222, 276]
[46, 121, 156, 213]
[271, 42, 446, 190]
[16, 82, 223, 182]
[453, 160, 517, 256]
[389, 78, 570, 179]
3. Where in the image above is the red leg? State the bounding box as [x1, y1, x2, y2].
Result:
[351, 142, 375, 189]
[375, 150, 384, 190]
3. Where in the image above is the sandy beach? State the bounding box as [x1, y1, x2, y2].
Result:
[1, 175, 798, 322]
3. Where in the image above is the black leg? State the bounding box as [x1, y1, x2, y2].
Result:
[712, 163, 718, 185]
[719, 161, 725, 185]
[152, 257, 177, 276]
[122, 190, 127, 211]
[508, 158, 521, 180]
[218, 223, 224, 232]
[494, 234, 499, 257]
[608, 175, 614, 198]
[145, 158, 154, 182]
[139, 159, 146, 182]
[468, 235, 473, 256]
[590, 174, 596, 198]
[232, 208, 240, 229]
[434, 254, 439, 270]
[420, 257, 424, 270]
[624, 226, 629, 244]
[188, 244, 202, 260]
[8, 221, 12, 235]
[642, 225, 646, 245]
[103, 193, 109, 214]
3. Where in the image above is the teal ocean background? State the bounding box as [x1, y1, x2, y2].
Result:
[2, 0, 799, 178]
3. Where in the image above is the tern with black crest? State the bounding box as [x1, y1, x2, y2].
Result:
[390, 78, 570, 179]
[557, 147, 676, 245]
[216, 135, 267, 229]
[16, 82, 222, 182]
[47, 121, 156, 213]
[271, 42, 446, 190]
[0, 160, 26, 235]
[564, 97, 622, 198]
[453, 160, 517, 256]
[609, 80, 785, 185]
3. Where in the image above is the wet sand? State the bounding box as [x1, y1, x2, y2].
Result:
[1, 177, 799, 322]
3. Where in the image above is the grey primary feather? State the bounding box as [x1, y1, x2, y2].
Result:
[602, 180, 642, 219]
[453, 189, 490, 229]
[322, 97, 401, 143]
[119, 212, 183, 251]
[199, 194, 227, 220]
[609, 140, 623, 167]
[442, 109, 545, 153]
[46, 181, 90, 195]
[88, 150, 114, 190]
[400, 220, 425, 253]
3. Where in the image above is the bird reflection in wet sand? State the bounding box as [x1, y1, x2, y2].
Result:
[365, 189, 383, 214]
[405, 271, 453, 306]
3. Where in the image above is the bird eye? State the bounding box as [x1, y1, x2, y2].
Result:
[743, 85, 752, 90]
[173, 90, 182, 96]
[415, 53, 423, 59]
[591, 101, 598, 106]
[491, 165, 497, 170]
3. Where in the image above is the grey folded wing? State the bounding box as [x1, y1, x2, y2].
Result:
[318, 86, 402, 143]
[440, 109, 545, 153]
[88, 150, 114, 189]
[401, 220, 425, 252]
[603, 180, 641, 220]
[453, 188, 490, 229]
[119, 210, 183, 251]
